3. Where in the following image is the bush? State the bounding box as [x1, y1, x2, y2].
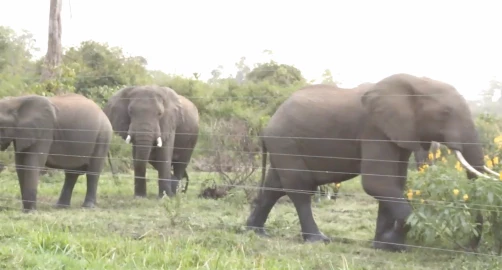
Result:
[196, 118, 260, 202]
[406, 115, 502, 254]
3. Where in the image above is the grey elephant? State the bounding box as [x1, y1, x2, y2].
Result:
[0, 93, 113, 211]
[103, 85, 199, 198]
[413, 141, 440, 169]
[246, 73, 498, 252]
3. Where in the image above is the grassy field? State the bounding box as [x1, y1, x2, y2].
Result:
[0, 169, 500, 269]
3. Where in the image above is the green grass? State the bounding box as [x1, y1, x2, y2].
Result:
[0, 169, 500, 269]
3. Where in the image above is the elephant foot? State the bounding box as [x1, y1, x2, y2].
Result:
[81, 201, 96, 208]
[134, 193, 148, 199]
[303, 232, 331, 243]
[53, 202, 71, 209]
[372, 230, 408, 252]
[246, 226, 271, 238]
[22, 207, 37, 214]
[158, 192, 175, 199]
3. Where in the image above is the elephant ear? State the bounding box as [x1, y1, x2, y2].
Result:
[360, 74, 422, 151]
[14, 96, 58, 152]
[158, 86, 182, 142]
[103, 87, 134, 140]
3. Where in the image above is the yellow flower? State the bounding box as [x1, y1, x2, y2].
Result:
[428, 152, 434, 160]
[453, 189, 459, 196]
[335, 183, 341, 188]
[447, 149, 451, 155]
[455, 161, 463, 171]
[499, 172, 502, 181]
[420, 199, 425, 204]
[494, 135, 502, 144]
[487, 160, 494, 169]
[494, 156, 499, 164]
[415, 190, 421, 196]
[407, 192, 413, 200]
[435, 149, 441, 159]
[441, 157, 447, 163]
[463, 194, 469, 201]
[418, 164, 429, 173]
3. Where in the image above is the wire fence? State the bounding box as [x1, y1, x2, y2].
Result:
[0, 86, 502, 267]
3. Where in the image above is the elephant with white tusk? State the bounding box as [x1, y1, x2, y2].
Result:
[0, 94, 113, 211]
[246, 73, 497, 253]
[104, 85, 199, 198]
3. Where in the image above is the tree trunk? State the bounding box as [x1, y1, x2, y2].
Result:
[41, 0, 63, 90]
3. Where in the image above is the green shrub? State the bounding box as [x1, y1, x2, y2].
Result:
[406, 115, 502, 254]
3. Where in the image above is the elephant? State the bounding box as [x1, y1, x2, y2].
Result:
[413, 141, 441, 169]
[103, 85, 199, 198]
[0, 93, 113, 211]
[245, 73, 498, 252]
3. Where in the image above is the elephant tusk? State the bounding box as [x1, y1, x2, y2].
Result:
[454, 150, 494, 180]
[156, 137, 163, 147]
[484, 166, 500, 177]
[125, 135, 131, 144]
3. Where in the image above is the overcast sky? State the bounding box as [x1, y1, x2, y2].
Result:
[1, 0, 501, 100]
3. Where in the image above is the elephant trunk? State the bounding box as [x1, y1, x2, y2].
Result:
[131, 135, 153, 197]
[127, 119, 162, 197]
[133, 137, 153, 171]
[449, 129, 496, 180]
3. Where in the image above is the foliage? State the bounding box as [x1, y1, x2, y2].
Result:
[246, 60, 306, 87]
[4, 25, 502, 264]
[406, 115, 502, 254]
[198, 118, 260, 202]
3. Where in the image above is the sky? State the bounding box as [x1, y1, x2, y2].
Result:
[1, 0, 501, 100]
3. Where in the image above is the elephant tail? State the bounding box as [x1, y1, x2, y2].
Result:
[182, 170, 189, 193]
[259, 137, 268, 195]
[108, 152, 118, 181]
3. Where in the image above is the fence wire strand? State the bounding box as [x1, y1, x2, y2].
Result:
[0, 82, 502, 264]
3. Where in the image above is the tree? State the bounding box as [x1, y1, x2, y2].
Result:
[209, 65, 224, 84]
[234, 57, 251, 84]
[477, 79, 502, 115]
[246, 60, 306, 86]
[321, 69, 338, 85]
[62, 41, 151, 94]
[41, 0, 63, 84]
[0, 26, 39, 95]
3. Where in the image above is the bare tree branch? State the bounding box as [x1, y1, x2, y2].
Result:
[41, 0, 63, 86]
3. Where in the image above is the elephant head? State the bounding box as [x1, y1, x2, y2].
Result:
[103, 86, 181, 188]
[361, 74, 496, 180]
[0, 95, 57, 152]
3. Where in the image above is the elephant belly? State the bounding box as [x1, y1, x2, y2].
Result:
[296, 138, 362, 185]
[45, 148, 94, 169]
[45, 138, 97, 170]
[304, 155, 361, 185]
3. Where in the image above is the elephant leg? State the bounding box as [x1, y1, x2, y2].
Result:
[80, 139, 109, 207]
[54, 171, 80, 208]
[373, 201, 395, 246]
[155, 162, 174, 198]
[361, 139, 411, 252]
[15, 151, 46, 212]
[288, 190, 330, 243]
[373, 149, 410, 248]
[171, 160, 187, 194]
[246, 167, 286, 236]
